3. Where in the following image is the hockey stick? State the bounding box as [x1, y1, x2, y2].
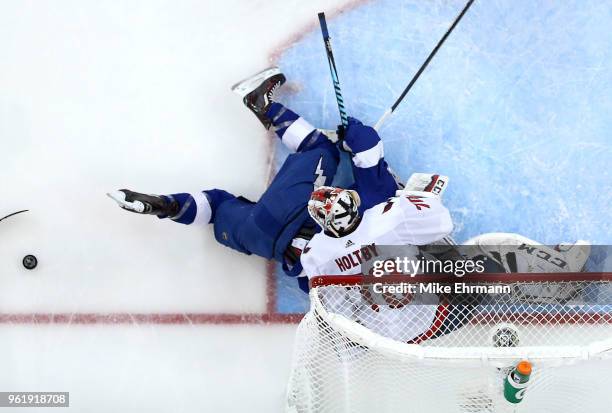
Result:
[374, 0, 475, 130]
[0, 210, 28, 223]
[318, 12, 349, 127]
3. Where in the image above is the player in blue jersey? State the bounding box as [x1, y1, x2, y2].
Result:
[108, 67, 401, 291]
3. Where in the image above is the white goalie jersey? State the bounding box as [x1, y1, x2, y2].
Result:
[298, 175, 455, 343]
[299, 191, 454, 278]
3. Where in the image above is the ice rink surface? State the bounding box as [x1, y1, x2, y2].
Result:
[0, 0, 346, 411]
[1, 0, 611, 411]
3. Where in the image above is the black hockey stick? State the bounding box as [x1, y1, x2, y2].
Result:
[374, 0, 475, 130]
[0, 210, 28, 223]
[318, 12, 349, 127]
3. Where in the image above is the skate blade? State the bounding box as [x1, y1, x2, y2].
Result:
[106, 191, 125, 204]
[107, 191, 145, 213]
[230, 66, 281, 97]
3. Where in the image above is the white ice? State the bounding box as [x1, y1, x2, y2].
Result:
[0, 0, 346, 411]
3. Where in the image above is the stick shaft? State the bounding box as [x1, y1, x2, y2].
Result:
[318, 12, 348, 127]
[375, 0, 475, 129]
[0, 210, 28, 223]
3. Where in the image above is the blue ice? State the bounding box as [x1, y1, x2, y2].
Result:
[275, 0, 612, 312]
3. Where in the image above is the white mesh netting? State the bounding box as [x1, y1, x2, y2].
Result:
[287, 274, 612, 413]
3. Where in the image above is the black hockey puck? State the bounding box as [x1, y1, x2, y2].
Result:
[22, 254, 38, 270]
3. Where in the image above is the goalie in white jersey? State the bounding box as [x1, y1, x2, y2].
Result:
[300, 177, 591, 343]
[301, 183, 591, 343]
[300, 176, 463, 343]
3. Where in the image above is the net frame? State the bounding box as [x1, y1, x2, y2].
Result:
[287, 272, 612, 412]
[308, 272, 612, 364]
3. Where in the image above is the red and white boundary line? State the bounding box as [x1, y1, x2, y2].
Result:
[0, 261, 303, 325]
[0, 313, 303, 325]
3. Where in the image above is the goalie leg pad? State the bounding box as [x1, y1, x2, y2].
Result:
[464, 232, 590, 273]
[464, 233, 591, 303]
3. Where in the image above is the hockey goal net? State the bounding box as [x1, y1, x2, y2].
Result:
[286, 273, 612, 413]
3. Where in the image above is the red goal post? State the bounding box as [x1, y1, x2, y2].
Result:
[310, 272, 612, 326]
[304, 271, 612, 354]
[310, 272, 612, 286]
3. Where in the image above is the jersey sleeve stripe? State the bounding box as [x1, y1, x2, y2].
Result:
[352, 141, 384, 168]
[281, 117, 316, 152]
[191, 191, 213, 225]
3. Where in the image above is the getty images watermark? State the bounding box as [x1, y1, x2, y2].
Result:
[371, 255, 486, 277]
[368, 255, 512, 295]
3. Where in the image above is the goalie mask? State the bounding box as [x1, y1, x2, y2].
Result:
[308, 186, 361, 237]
